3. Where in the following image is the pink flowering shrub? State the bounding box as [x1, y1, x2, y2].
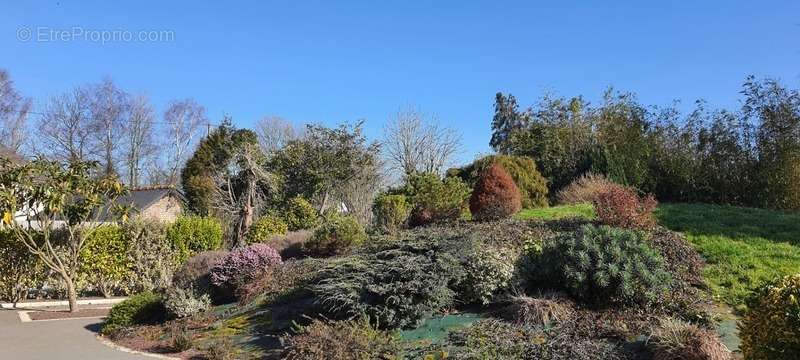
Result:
[210, 244, 282, 297]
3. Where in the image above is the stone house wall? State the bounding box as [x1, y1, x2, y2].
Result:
[139, 195, 182, 223]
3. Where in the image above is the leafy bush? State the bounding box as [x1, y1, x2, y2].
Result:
[163, 286, 211, 319]
[372, 194, 410, 234]
[172, 250, 228, 301]
[124, 220, 178, 293]
[460, 244, 517, 305]
[285, 196, 320, 231]
[739, 273, 800, 359]
[102, 291, 166, 335]
[404, 173, 470, 226]
[469, 163, 522, 220]
[498, 294, 575, 327]
[556, 172, 617, 205]
[648, 318, 732, 360]
[210, 243, 282, 297]
[304, 213, 366, 257]
[166, 216, 223, 263]
[283, 318, 401, 360]
[593, 183, 658, 230]
[245, 214, 288, 244]
[79, 225, 129, 298]
[311, 239, 461, 329]
[531, 224, 671, 308]
[455, 155, 549, 208]
[0, 230, 45, 305]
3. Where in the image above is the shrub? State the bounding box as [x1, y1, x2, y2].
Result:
[311, 240, 461, 329]
[283, 318, 401, 360]
[170, 328, 194, 352]
[532, 224, 671, 308]
[557, 172, 617, 205]
[102, 291, 166, 335]
[0, 230, 45, 305]
[304, 213, 366, 257]
[245, 214, 288, 244]
[262, 230, 312, 259]
[498, 294, 575, 327]
[285, 196, 320, 231]
[210, 243, 282, 297]
[124, 220, 178, 293]
[648, 318, 732, 360]
[79, 225, 129, 298]
[166, 216, 224, 263]
[432, 319, 624, 360]
[372, 194, 410, 234]
[163, 286, 211, 319]
[237, 258, 320, 305]
[469, 163, 522, 220]
[593, 184, 658, 230]
[404, 173, 471, 226]
[739, 274, 800, 359]
[463, 155, 549, 208]
[460, 244, 517, 305]
[172, 250, 229, 299]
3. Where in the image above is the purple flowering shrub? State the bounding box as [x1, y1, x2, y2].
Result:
[210, 244, 282, 295]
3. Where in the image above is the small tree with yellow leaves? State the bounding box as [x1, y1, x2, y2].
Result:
[0, 158, 128, 312]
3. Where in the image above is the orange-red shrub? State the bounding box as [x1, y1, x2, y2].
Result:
[469, 163, 522, 220]
[593, 184, 658, 230]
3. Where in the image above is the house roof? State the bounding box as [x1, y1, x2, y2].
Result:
[115, 186, 185, 213]
[0, 145, 24, 164]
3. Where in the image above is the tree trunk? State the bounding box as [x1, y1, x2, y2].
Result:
[64, 276, 79, 313]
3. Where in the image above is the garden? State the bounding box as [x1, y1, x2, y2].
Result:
[1, 77, 799, 359]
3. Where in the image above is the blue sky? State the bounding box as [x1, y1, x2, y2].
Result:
[2, 1, 798, 165]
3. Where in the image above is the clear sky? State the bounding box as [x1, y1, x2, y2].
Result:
[2, 1, 798, 165]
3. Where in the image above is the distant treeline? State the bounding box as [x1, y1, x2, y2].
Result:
[490, 76, 800, 210]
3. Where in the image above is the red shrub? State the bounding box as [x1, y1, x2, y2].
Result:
[469, 163, 522, 220]
[593, 184, 658, 230]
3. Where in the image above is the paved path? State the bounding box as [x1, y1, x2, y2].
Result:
[0, 308, 150, 360]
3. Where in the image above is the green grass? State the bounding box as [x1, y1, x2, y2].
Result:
[655, 203, 800, 307]
[520, 202, 800, 306]
[516, 203, 595, 220]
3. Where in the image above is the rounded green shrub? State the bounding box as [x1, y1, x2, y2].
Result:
[167, 216, 223, 263]
[79, 225, 130, 298]
[739, 274, 800, 359]
[163, 286, 211, 319]
[285, 196, 320, 231]
[460, 244, 518, 305]
[453, 155, 549, 209]
[102, 291, 166, 335]
[531, 224, 671, 308]
[404, 173, 470, 227]
[372, 194, 410, 234]
[304, 213, 366, 257]
[246, 214, 288, 244]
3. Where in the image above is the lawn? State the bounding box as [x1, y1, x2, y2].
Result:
[518, 202, 800, 307]
[516, 203, 595, 220]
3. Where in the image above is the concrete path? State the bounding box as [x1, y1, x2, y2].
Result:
[0, 308, 151, 360]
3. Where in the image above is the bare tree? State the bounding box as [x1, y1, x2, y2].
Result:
[0, 70, 32, 153]
[89, 78, 129, 177]
[123, 94, 157, 187]
[210, 143, 275, 247]
[37, 87, 95, 163]
[163, 99, 207, 185]
[255, 116, 304, 153]
[382, 106, 463, 177]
